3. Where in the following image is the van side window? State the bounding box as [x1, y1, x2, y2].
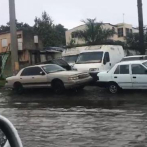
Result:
[104, 52, 110, 63]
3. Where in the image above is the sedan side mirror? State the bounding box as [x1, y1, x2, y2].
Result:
[40, 71, 45, 75]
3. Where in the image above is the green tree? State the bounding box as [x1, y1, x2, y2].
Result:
[0, 21, 32, 33]
[125, 33, 140, 53]
[34, 11, 67, 47]
[72, 18, 115, 45]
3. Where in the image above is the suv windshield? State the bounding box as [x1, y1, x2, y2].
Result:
[76, 52, 103, 64]
[42, 65, 66, 73]
[63, 55, 78, 63]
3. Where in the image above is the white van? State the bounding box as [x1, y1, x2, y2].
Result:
[73, 45, 124, 80]
[62, 47, 86, 66]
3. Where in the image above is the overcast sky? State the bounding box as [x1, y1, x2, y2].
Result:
[0, 0, 147, 29]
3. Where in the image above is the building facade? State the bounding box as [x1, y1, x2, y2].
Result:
[0, 30, 43, 77]
[65, 23, 139, 45]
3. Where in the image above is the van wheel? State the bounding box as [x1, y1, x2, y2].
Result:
[13, 82, 23, 94]
[52, 80, 65, 94]
[108, 82, 119, 94]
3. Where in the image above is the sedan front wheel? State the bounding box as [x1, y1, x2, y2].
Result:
[108, 83, 119, 94]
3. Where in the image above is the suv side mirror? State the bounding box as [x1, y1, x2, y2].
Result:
[40, 71, 45, 75]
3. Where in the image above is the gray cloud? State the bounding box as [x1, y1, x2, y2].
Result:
[0, 0, 147, 29]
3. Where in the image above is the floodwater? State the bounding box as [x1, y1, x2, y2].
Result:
[1, 86, 147, 147]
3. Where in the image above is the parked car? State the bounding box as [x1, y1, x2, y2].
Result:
[97, 60, 147, 94]
[39, 59, 71, 71]
[5, 64, 92, 94]
[121, 55, 147, 62]
[73, 45, 124, 80]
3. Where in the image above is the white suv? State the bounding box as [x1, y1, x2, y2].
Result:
[97, 60, 147, 93]
[5, 64, 92, 94]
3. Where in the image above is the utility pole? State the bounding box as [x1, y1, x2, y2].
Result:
[9, 0, 19, 75]
[137, 0, 145, 54]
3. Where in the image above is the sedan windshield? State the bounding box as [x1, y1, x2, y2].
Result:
[42, 65, 66, 73]
[76, 52, 103, 64]
[63, 55, 78, 63]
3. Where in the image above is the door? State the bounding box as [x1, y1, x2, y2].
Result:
[20, 67, 48, 88]
[131, 64, 147, 89]
[103, 52, 111, 71]
[112, 64, 132, 89]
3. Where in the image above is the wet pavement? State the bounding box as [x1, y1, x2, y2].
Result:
[1, 86, 147, 147]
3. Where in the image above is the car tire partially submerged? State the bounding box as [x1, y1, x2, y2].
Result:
[108, 82, 119, 94]
[52, 80, 65, 94]
[13, 82, 24, 94]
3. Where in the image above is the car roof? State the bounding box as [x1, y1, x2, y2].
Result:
[24, 64, 55, 68]
[118, 60, 147, 65]
[123, 55, 147, 58]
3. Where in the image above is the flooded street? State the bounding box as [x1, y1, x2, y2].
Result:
[1, 86, 147, 147]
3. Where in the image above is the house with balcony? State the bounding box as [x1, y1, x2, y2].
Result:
[65, 23, 139, 45]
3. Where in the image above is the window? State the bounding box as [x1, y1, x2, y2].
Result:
[114, 65, 129, 74]
[71, 33, 75, 38]
[21, 67, 43, 76]
[130, 29, 132, 34]
[120, 65, 129, 74]
[114, 65, 120, 74]
[126, 28, 130, 36]
[132, 64, 147, 74]
[76, 52, 103, 64]
[104, 52, 110, 63]
[42, 65, 65, 74]
[63, 55, 78, 63]
[17, 34, 22, 39]
[1, 39, 8, 47]
[118, 28, 123, 37]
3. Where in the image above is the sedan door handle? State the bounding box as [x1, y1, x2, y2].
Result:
[133, 77, 136, 79]
[114, 76, 117, 78]
[32, 77, 35, 79]
[20, 78, 22, 80]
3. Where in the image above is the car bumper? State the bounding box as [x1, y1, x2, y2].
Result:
[5, 83, 13, 89]
[64, 77, 93, 89]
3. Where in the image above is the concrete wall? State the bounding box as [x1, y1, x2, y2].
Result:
[23, 31, 43, 50]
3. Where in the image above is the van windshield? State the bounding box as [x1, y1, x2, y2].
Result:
[76, 52, 103, 64]
[63, 55, 78, 63]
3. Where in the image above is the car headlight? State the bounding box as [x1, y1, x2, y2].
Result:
[69, 76, 79, 80]
[89, 68, 99, 72]
[72, 68, 77, 71]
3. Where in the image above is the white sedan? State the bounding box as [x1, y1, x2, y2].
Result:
[5, 64, 92, 94]
[97, 60, 147, 93]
